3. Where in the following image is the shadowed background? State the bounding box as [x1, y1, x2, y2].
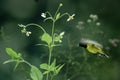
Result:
[0, 0, 120, 80]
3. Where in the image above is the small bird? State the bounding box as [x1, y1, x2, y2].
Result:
[79, 38, 109, 58]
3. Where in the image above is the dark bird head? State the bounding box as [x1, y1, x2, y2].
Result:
[79, 43, 87, 48]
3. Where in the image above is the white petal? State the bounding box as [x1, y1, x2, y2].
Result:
[41, 13, 46, 18]
[18, 24, 26, 28]
[60, 32, 65, 36]
[72, 14, 75, 17]
[67, 18, 70, 21]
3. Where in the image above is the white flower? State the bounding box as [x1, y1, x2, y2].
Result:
[60, 32, 65, 39]
[21, 28, 27, 33]
[76, 21, 85, 30]
[96, 22, 101, 26]
[59, 40, 62, 43]
[60, 32, 65, 36]
[87, 19, 92, 23]
[78, 21, 84, 25]
[18, 24, 26, 28]
[67, 14, 75, 21]
[26, 31, 32, 36]
[54, 32, 65, 43]
[41, 13, 46, 18]
[89, 14, 98, 21]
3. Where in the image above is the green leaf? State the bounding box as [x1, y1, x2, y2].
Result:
[30, 65, 43, 80]
[55, 64, 64, 75]
[50, 59, 56, 68]
[43, 71, 50, 75]
[56, 13, 60, 20]
[49, 59, 56, 72]
[40, 63, 49, 70]
[6, 48, 21, 59]
[52, 44, 62, 47]
[3, 59, 21, 70]
[14, 60, 21, 70]
[41, 33, 52, 45]
[3, 59, 16, 64]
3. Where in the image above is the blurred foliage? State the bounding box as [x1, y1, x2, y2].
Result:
[0, 0, 120, 80]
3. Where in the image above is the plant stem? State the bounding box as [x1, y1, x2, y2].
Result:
[46, 46, 52, 80]
[26, 23, 46, 33]
[46, 3, 63, 80]
[47, 20, 54, 80]
[52, 21, 55, 40]
[50, 74, 54, 80]
[21, 59, 32, 67]
[46, 12, 55, 80]
[49, 18, 55, 67]
[48, 47, 52, 65]
[59, 13, 70, 19]
[46, 11, 53, 18]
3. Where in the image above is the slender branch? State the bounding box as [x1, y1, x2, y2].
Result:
[50, 73, 54, 80]
[46, 11, 53, 18]
[20, 59, 32, 67]
[55, 13, 70, 21]
[59, 13, 70, 19]
[46, 46, 52, 80]
[52, 21, 55, 40]
[26, 23, 46, 33]
[46, 16, 55, 80]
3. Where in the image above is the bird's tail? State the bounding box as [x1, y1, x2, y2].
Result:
[103, 53, 109, 58]
[100, 50, 110, 58]
[98, 52, 110, 58]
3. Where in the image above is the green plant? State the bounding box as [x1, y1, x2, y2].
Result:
[3, 3, 75, 80]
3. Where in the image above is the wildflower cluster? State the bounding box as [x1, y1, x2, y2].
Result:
[41, 3, 75, 22]
[76, 14, 101, 31]
[87, 14, 100, 26]
[18, 24, 31, 36]
[41, 12, 75, 22]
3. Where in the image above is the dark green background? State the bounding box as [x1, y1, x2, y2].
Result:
[0, 0, 120, 80]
